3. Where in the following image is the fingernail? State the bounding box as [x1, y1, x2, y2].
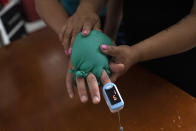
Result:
[93, 96, 100, 104]
[82, 30, 89, 35]
[68, 48, 72, 55]
[101, 44, 108, 50]
[69, 94, 74, 99]
[81, 96, 88, 103]
[65, 50, 68, 56]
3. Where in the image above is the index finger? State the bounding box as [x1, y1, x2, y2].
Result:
[100, 70, 111, 86]
[87, 73, 100, 104]
[82, 22, 93, 36]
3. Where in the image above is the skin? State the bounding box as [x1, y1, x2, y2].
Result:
[35, 0, 113, 104]
[70, 0, 196, 104]
[104, 0, 123, 40]
[100, 0, 196, 86]
[37, 0, 196, 104]
[35, 0, 105, 52]
[35, 0, 69, 38]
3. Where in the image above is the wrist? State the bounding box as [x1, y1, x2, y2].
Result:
[77, 3, 99, 14]
[128, 44, 142, 64]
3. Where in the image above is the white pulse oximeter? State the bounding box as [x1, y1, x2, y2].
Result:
[102, 83, 124, 113]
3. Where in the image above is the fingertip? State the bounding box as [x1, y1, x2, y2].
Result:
[66, 83, 75, 99]
[101, 44, 108, 50]
[81, 96, 88, 103]
[82, 29, 89, 36]
[68, 48, 72, 55]
[69, 94, 74, 99]
[120, 64, 125, 69]
[117, 63, 125, 70]
[65, 50, 68, 56]
[110, 63, 125, 73]
[93, 96, 100, 104]
[66, 85, 75, 99]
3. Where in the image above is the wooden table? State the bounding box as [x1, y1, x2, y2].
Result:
[0, 28, 196, 131]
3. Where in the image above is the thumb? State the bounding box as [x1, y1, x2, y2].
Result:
[110, 63, 125, 73]
[100, 44, 118, 57]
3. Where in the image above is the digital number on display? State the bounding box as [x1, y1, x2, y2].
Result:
[105, 86, 121, 105]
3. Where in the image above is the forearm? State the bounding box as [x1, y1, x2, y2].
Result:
[35, 0, 69, 35]
[78, 0, 107, 14]
[133, 14, 196, 62]
[104, 0, 123, 40]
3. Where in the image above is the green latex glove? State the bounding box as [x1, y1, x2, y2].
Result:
[69, 30, 113, 87]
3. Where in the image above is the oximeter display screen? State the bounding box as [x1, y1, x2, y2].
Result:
[105, 86, 121, 105]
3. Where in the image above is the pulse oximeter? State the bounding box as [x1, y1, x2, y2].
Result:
[103, 83, 124, 113]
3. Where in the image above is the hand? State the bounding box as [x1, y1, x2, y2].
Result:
[100, 44, 140, 82]
[66, 59, 111, 104]
[65, 44, 140, 103]
[59, 9, 101, 56]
